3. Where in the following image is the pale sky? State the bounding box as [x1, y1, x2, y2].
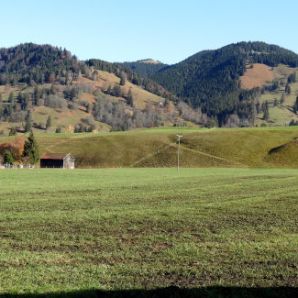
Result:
[1, 0, 298, 64]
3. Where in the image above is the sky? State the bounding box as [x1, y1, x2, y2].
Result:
[1, 0, 298, 64]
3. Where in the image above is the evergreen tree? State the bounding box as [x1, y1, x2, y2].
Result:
[250, 101, 256, 126]
[255, 101, 261, 114]
[3, 150, 14, 165]
[120, 72, 127, 86]
[86, 103, 92, 113]
[33, 86, 41, 105]
[288, 73, 296, 83]
[55, 127, 62, 133]
[293, 96, 298, 114]
[127, 89, 134, 107]
[46, 115, 52, 130]
[106, 85, 112, 95]
[112, 85, 122, 97]
[91, 71, 98, 81]
[9, 127, 17, 136]
[24, 110, 32, 132]
[280, 93, 286, 105]
[8, 92, 14, 103]
[23, 131, 39, 164]
[263, 101, 270, 121]
[285, 84, 291, 95]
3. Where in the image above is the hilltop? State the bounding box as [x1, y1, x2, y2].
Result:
[137, 58, 163, 65]
[121, 59, 167, 78]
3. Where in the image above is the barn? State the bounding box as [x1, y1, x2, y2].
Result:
[40, 153, 75, 169]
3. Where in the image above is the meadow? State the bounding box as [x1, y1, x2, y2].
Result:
[0, 168, 297, 297]
[30, 126, 298, 168]
[2, 126, 298, 169]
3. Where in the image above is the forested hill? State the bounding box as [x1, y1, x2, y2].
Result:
[151, 42, 298, 125]
[0, 43, 187, 135]
[0, 43, 83, 85]
[1, 41, 298, 131]
[86, 58, 172, 99]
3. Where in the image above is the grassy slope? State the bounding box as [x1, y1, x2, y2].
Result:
[240, 63, 274, 89]
[21, 126, 298, 168]
[257, 67, 298, 126]
[2, 127, 298, 168]
[1, 127, 298, 168]
[76, 70, 163, 110]
[32, 106, 110, 132]
[0, 168, 297, 295]
[240, 64, 298, 126]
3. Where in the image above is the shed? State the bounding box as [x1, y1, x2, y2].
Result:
[40, 153, 75, 169]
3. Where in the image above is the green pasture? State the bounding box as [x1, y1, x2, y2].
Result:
[0, 168, 297, 297]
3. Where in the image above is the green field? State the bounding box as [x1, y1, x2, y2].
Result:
[2, 126, 298, 169]
[0, 168, 297, 297]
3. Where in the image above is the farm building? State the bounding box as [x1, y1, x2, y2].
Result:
[40, 153, 75, 169]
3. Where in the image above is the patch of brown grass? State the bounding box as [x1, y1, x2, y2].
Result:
[240, 64, 274, 89]
[79, 92, 96, 104]
[76, 71, 163, 109]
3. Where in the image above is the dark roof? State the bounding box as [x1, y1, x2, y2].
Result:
[41, 153, 71, 160]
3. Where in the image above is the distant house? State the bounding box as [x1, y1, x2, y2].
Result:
[40, 153, 75, 169]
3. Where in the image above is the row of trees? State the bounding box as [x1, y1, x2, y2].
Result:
[92, 94, 164, 131]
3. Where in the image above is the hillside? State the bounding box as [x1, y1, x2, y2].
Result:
[152, 42, 298, 126]
[86, 58, 173, 99]
[1, 126, 297, 168]
[1, 42, 298, 134]
[0, 44, 192, 135]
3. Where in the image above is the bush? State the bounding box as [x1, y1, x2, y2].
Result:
[63, 87, 80, 100]
[68, 102, 78, 110]
[9, 127, 17, 136]
[289, 119, 298, 126]
[3, 150, 14, 165]
[45, 95, 67, 109]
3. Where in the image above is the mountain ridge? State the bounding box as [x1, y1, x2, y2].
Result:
[151, 41, 298, 125]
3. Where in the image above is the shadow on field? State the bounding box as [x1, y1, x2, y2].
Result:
[1, 286, 297, 298]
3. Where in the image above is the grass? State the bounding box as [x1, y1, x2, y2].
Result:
[240, 63, 274, 89]
[257, 68, 298, 126]
[32, 126, 298, 168]
[2, 126, 298, 168]
[0, 168, 297, 296]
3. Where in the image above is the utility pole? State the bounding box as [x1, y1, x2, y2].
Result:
[176, 135, 183, 173]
